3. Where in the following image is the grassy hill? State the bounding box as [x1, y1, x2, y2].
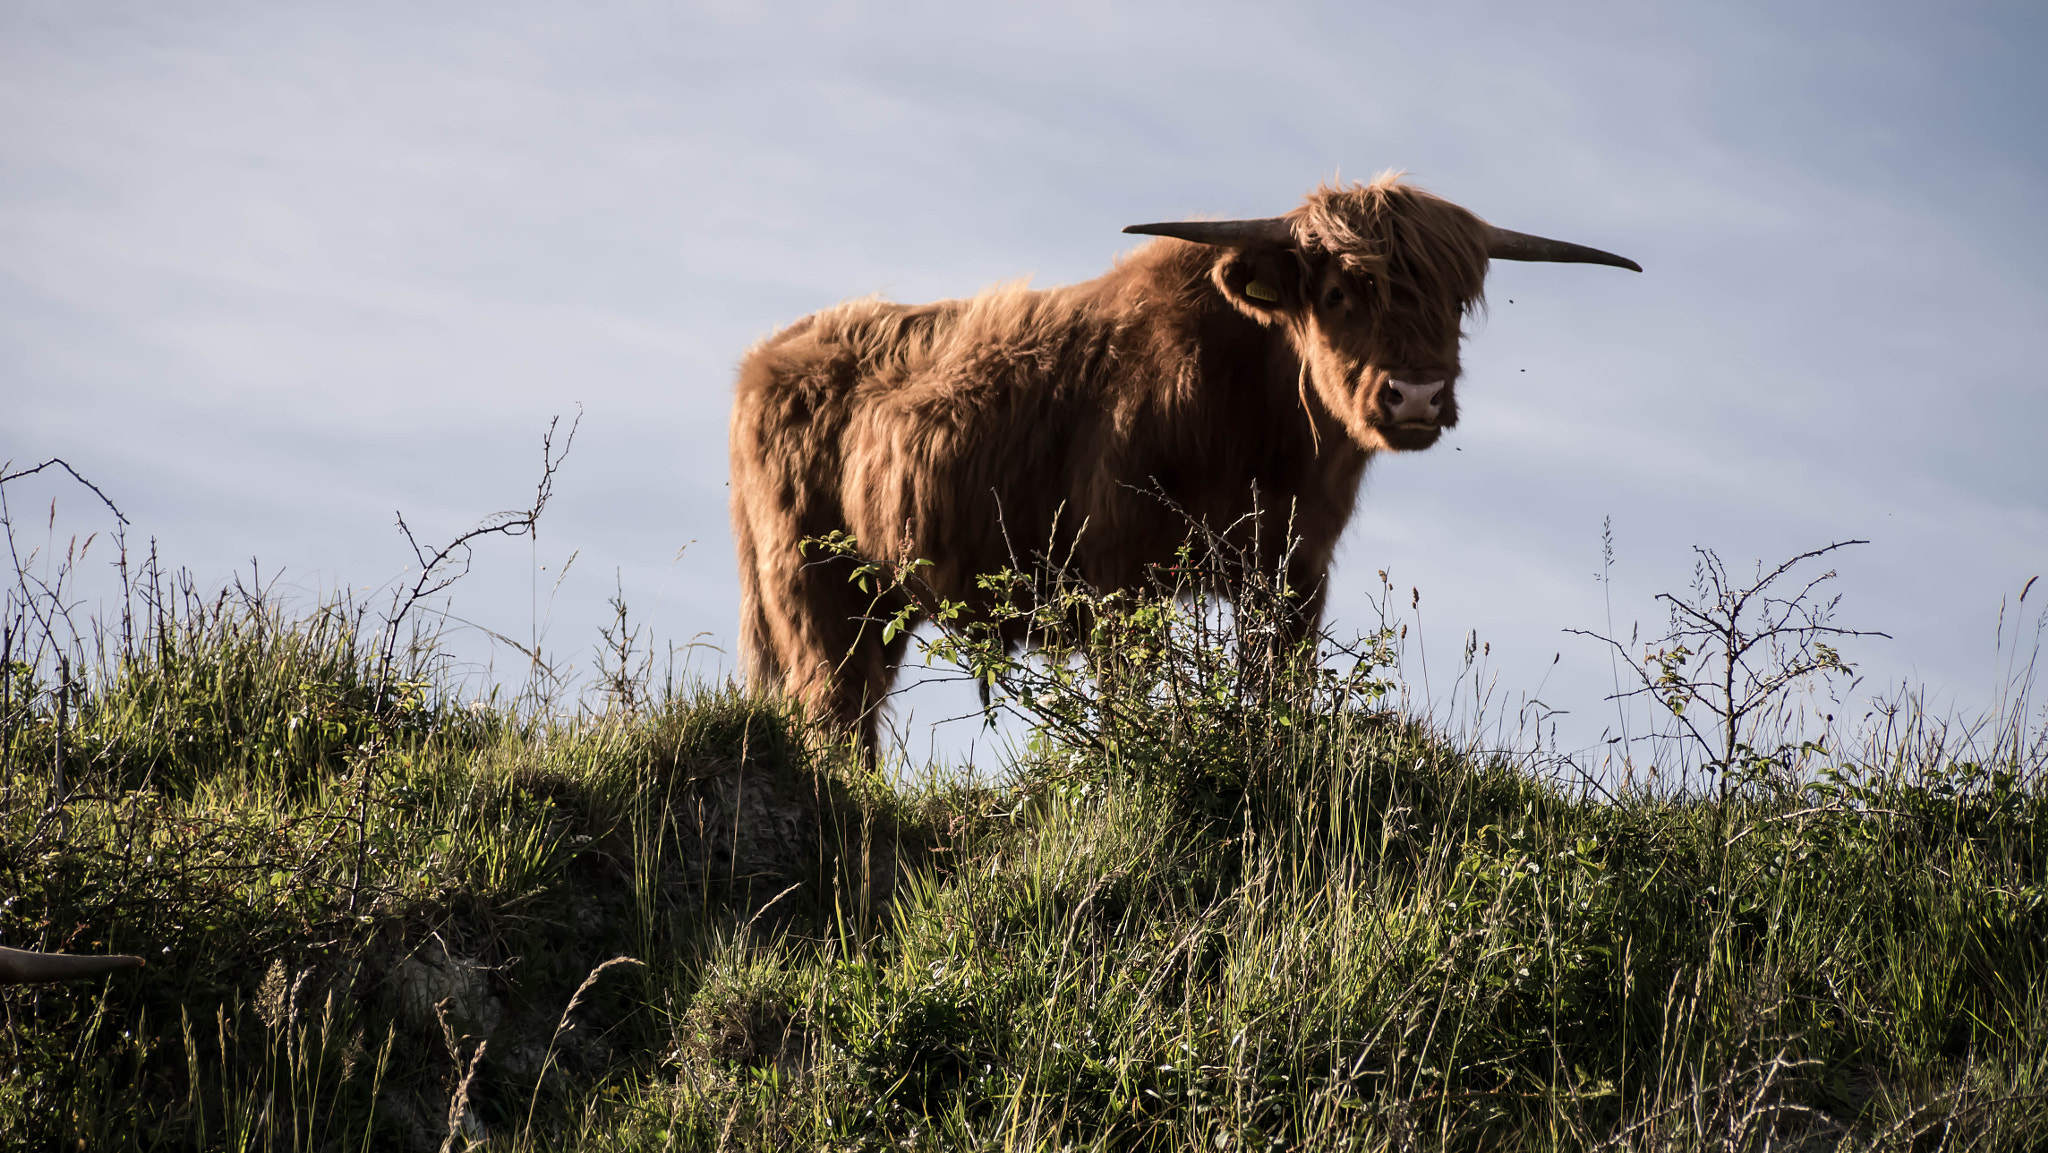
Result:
[3, 551, 2045, 1151]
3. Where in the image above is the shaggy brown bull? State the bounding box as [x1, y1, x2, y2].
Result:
[729, 174, 1637, 749]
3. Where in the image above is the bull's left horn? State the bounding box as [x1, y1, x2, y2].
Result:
[0, 945, 146, 984]
[1123, 217, 1297, 248]
[1486, 225, 1641, 272]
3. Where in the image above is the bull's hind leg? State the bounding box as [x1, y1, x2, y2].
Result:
[732, 485, 913, 753]
[772, 548, 914, 755]
[733, 513, 784, 692]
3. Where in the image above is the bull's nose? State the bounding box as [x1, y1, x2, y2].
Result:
[1384, 379, 1446, 423]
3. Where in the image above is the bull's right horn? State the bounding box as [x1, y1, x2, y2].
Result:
[1486, 225, 1642, 272]
[0, 945, 146, 984]
[1122, 217, 1297, 248]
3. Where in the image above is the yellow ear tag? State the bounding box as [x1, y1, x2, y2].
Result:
[1244, 279, 1280, 302]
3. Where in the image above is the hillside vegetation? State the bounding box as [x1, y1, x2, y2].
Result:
[3, 533, 2046, 1151]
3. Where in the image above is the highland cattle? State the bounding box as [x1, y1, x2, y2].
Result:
[728, 174, 1638, 749]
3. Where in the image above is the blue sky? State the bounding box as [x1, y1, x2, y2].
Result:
[5, 1, 2044, 767]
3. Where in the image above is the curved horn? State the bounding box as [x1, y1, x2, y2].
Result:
[1487, 225, 1641, 272]
[0, 945, 145, 984]
[1122, 217, 1296, 248]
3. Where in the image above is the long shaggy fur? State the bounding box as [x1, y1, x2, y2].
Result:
[729, 174, 1497, 748]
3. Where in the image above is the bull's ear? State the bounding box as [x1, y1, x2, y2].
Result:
[1213, 249, 1303, 325]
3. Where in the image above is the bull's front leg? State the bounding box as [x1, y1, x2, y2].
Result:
[1231, 554, 1329, 697]
[1277, 563, 1330, 653]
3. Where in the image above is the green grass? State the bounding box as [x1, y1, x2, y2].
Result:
[3, 563, 2045, 1150]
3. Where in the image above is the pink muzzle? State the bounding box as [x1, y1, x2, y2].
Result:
[1384, 379, 1447, 424]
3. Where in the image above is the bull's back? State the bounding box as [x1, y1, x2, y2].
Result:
[738, 290, 1114, 576]
[844, 288, 1133, 594]
[732, 300, 944, 517]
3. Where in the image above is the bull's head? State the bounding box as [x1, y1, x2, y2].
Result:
[0, 945, 145, 983]
[1125, 176, 1638, 454]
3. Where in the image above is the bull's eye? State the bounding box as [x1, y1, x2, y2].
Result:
[1324, 286, 1345, 308]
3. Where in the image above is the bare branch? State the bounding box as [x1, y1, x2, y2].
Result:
[1573, 541, 1885, 796]
[0, 458, 130, 525]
